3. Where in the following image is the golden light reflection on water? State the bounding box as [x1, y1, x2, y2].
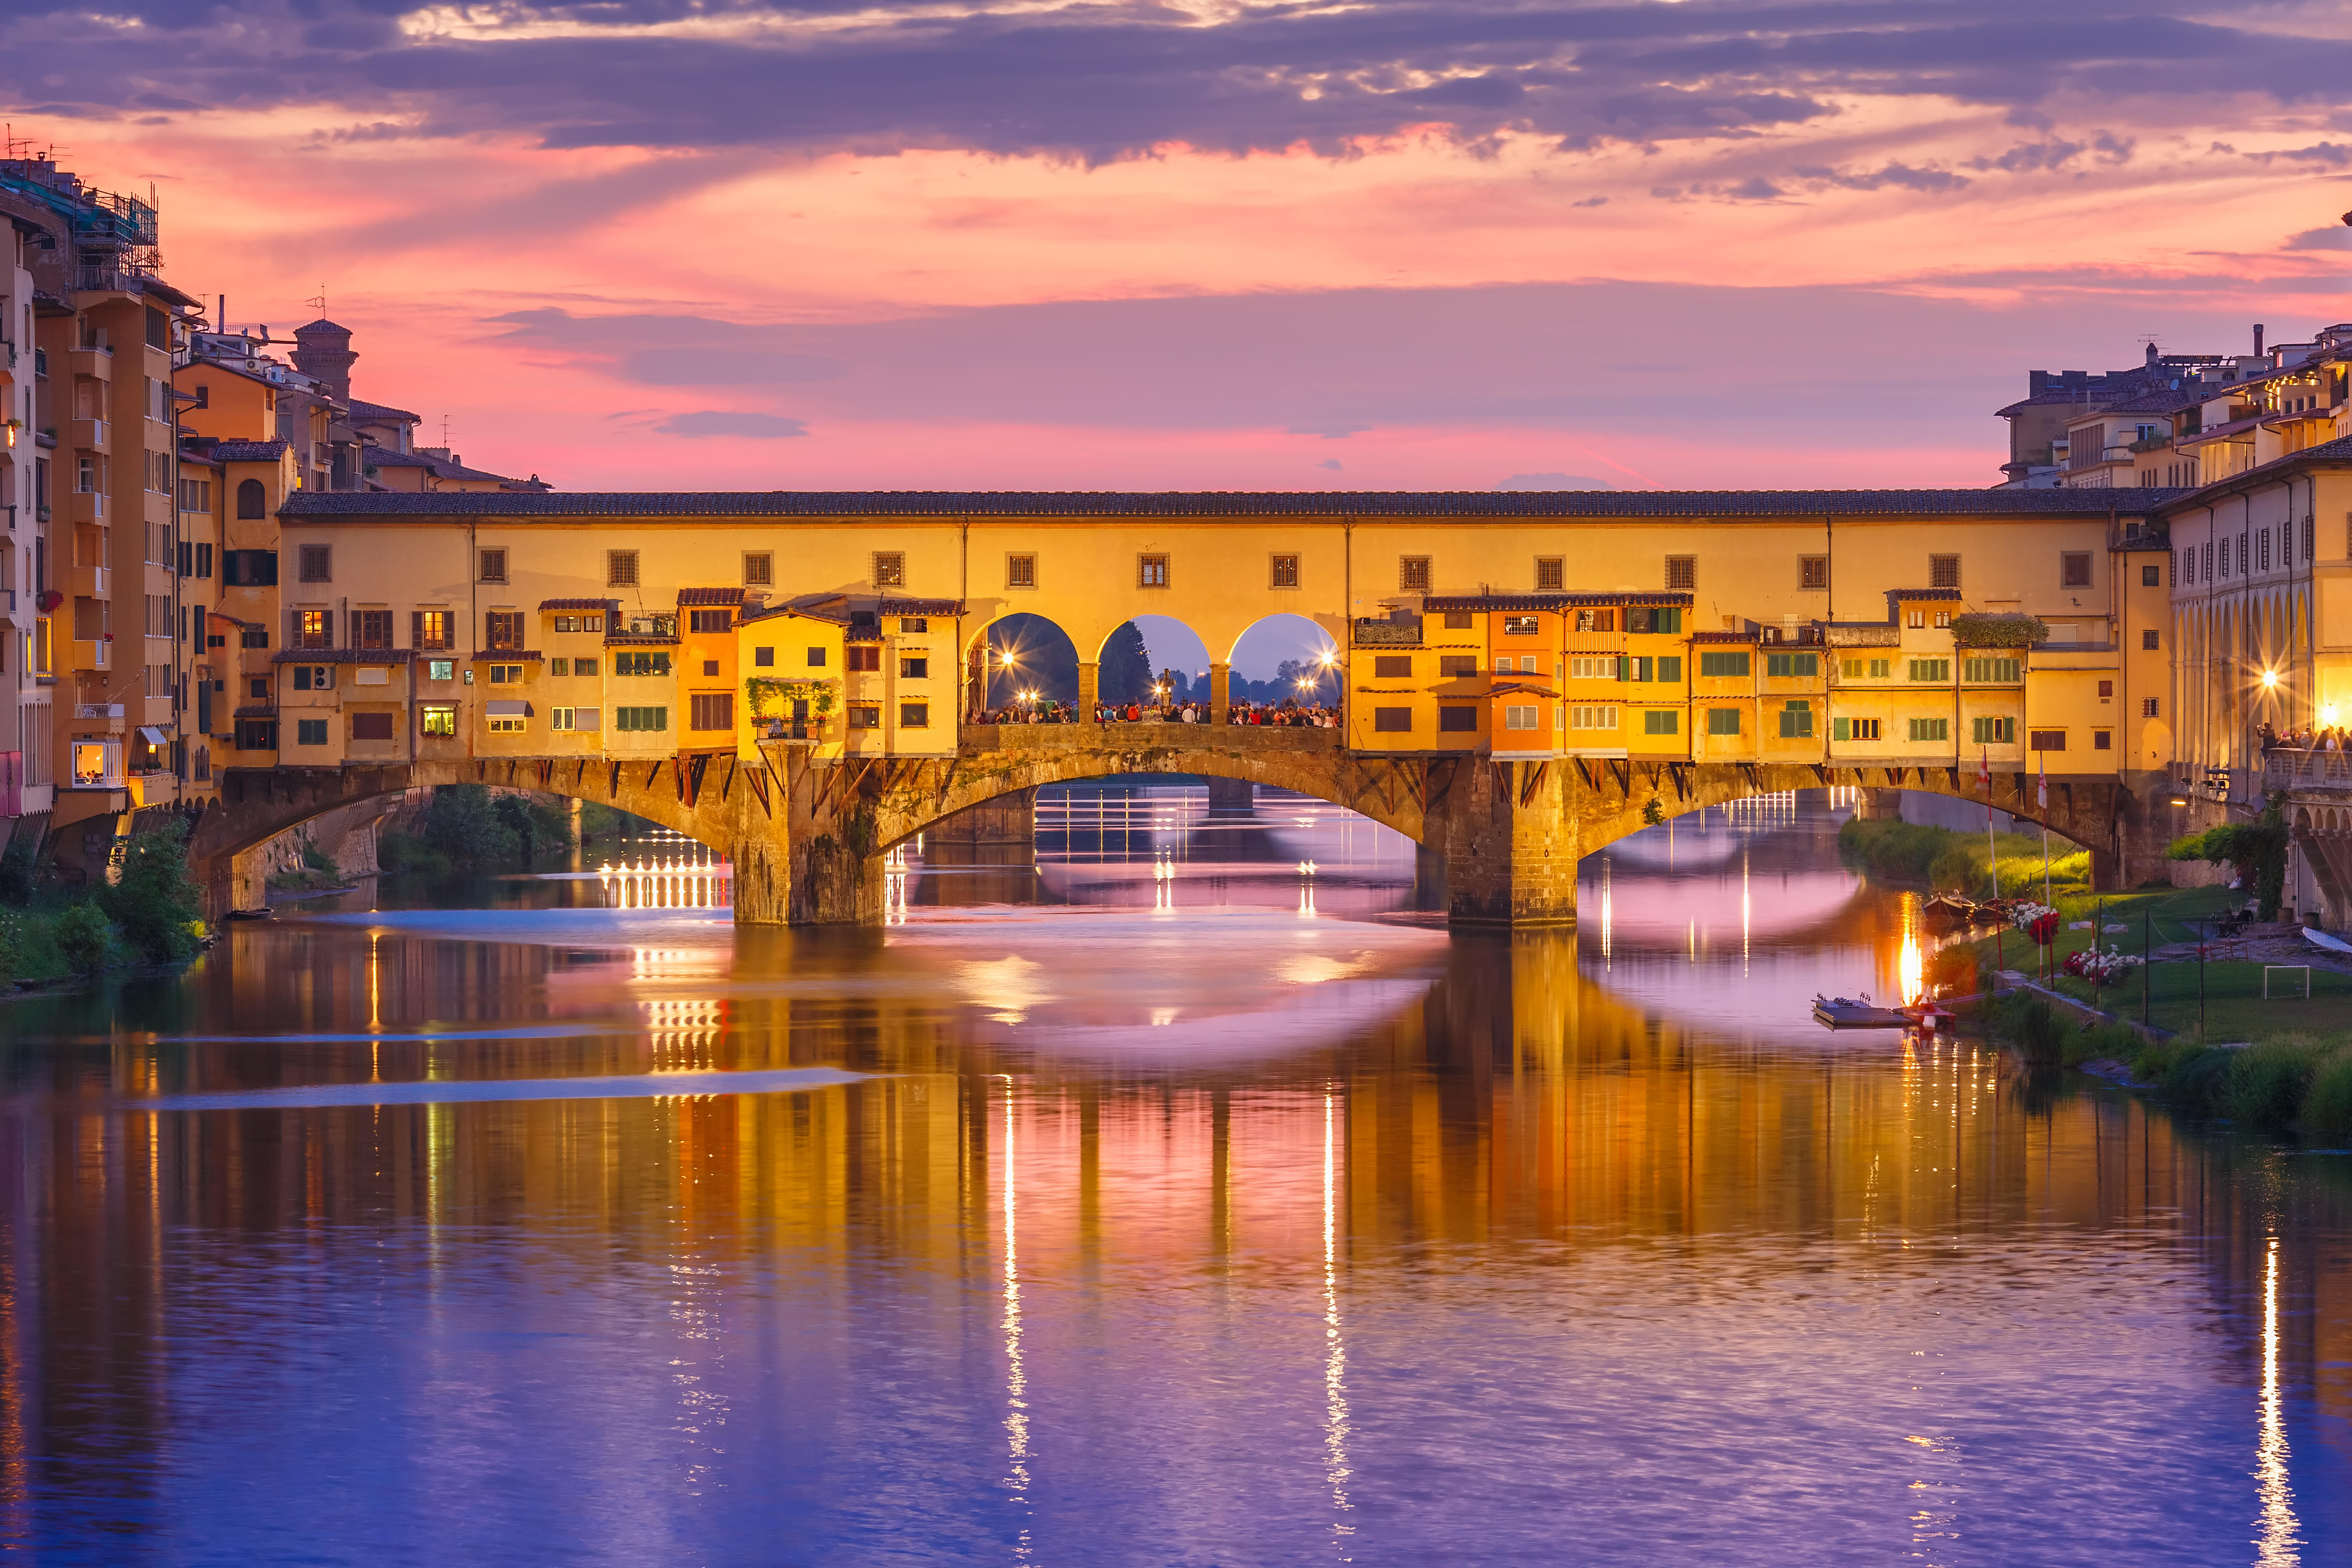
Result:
[2258, 1234, 2302, 1566]
[1899, 894, 1923, 1007]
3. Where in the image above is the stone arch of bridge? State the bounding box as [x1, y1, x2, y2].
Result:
[189, 756, 743, 914]
[962, 610, 1084, 713]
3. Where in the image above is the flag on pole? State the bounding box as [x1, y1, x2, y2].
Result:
[2037, 748, 2048, 811]
[1977, 746, 1991, 794]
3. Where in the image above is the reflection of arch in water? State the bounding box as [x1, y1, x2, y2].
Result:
[1228, 612, 1340, 706]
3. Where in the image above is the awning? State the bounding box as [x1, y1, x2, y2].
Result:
[485, 700, 532, 717]
[135, 725, 167, 745]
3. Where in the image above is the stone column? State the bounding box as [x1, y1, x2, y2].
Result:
[1429, 757, 1578, 925]
[1855, 787, 1903, 821]
[735, 745, 882, 925]
[1209, 661, 1231, 725]
[1077, 660, 1100, 725]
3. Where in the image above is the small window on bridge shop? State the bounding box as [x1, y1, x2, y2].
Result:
[1372, 707, 1413, 732]
[1398, 557, 1432, 593]
[1929, 554, 1961, 589]
[689, 609, 733, 634]
[350, 712, 394, 741]
[1765, 652, 1817, 678]
[2142, 629, 2160, 651]
[1574, 608, 1615, 632]
[1644, 710, 1680, 735]
[234, 719, 276, 750]
[1271, 555, 1300, 590]
[297, 544, 331, 583]
[702, 660, 719, 677]
[1962, 657, 2020, 683]
[426, 659, 456, 682]
[1438, 705, 1478, 732]
[1535, 558, 1564, 591]
[1624, 607, 1681, 634]
[355, 610, 392, 649]
[899, 617, 928, 633]
[1007, 554, 1037, 589]
[2061, 552, 2093, 588]
[614, 706, 667, 732]
[2093, 729, 2112, 750]
[2030, 729, 2067, 751]
[606, 550, 640, 587]
[292, 664, 333, 691]
[615, 651, 671, 677]
[1665, 557, 1696, 592]
[1800, 555, 1828, 591]
[1832, 717, 1881, 742]
[575, 658, 598, 676]
[1137, 554, 1170, 589]
[487, 716, 527, 734]
[548, 615, 603, 634]
[2142, 697, 2160, 718]
[296, 719, 328, 746]
[848, 704, 883, 729]
[2097, 679, 2113, 700]
[294, 609, 333, 649]
[1907, 658, 1951, 683]
[900, 701, 930, 728]
[1698, 651, 1750, 678]
[1838, 658, 1890, 679]
[248, 678, 269, 699]
[845, 645, 880, 672]
[549, 659, 569, 677]
[1502, 614, 1540, 636]
[901, 655, 929, 679]
[1374, 655, 1413, 678]
[1623, 655, 1653, 682]
[1438, 655, 1479, 677]
[478, 549, 507, 583]
[744, 552, 774, 587]
[1971, 716, 2015, 745]
[1442, 610, 1473, 630]
[1568, 656, 1612, 679]
[1907, 718, 1948, 741]
[872, 552, 906, 589]
[549, 707, 575, 731]
[1777, 700, 1813, 739]
[1505, 705, 1541, 731]
[1568, 705, 1613, 730]
[241, 628, 271, 653]
[1707, 708, 1742, 735]
[628, 614, 675, 637]
[690, 693, 735, 731]
[413, 610, 452, 649]
[2142, 563, 2161, 587]
[487, 664, 524, 685]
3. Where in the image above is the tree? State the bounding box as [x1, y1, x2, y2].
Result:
[2169, 799, 2289, 918]
[1099, 621, 1154, 704]
[97, 818, 204, 961]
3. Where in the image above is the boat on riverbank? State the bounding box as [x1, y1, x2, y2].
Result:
[1813, 995, 1912, 1029]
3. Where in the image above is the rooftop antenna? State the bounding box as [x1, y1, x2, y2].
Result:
[305, 284, 326, 313]
[440, 413, 452, 448]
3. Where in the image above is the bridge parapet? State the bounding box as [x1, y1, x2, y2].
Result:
[2265, 748, 2352, 793]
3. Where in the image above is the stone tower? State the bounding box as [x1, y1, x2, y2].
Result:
[291, 318, 356, 402]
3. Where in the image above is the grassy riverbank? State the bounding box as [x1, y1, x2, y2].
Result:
[1838, 816, 2092, 895]
[0, 821, 208, 988]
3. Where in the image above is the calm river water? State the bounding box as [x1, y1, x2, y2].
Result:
[3, 787, 2350, 1565]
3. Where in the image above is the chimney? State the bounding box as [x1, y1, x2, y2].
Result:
[2145, 341, 2159, 367]
[2254, 323, 2266, 359]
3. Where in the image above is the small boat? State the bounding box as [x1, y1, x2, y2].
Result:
[1813, 994, 1911, 1029]
[1922, 894, 1988, 930]
[1903, 1002, 1957, 1032]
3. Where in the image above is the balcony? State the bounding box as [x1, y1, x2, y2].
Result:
[66, 346, 112, 381]
[71, 418, 109, 453]
[68, 563, 109, 599]
[71, 638, 111, 671]
[74, 703, 126, 730]
[70, 490, 105, 523]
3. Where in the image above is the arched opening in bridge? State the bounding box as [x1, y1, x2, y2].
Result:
[976, 613, 1081, 714]
[1227, 613, 1340, 709]
[1122, 615, 1212, 706]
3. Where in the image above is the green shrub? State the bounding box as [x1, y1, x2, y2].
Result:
[2167, 801, 2288, 918]
[298, 832, 337, 874]
[421, 784, 520, 861]
[2222, 1037, 2328, 1132]
[376, 829, 450, 877]
[2067, 1020, 2143, 1069]
[53, 902, 116, 974]
[2301, 1051, 2352, 1143]
[2162, 1046, 2237, 1117]
[97, 820, 206, 963]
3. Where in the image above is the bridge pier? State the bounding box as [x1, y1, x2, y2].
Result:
[1209, 661, 1230, 725]
[1204, 777, 1253, 815]
[1431, 757, 1578, 926]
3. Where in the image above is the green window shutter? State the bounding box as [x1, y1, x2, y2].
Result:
[1658, 656, 1682, 683]
[1833, 716, 1850, 741]
[1707, 707, 1741, 735]
[1644, 709, 1678, 735]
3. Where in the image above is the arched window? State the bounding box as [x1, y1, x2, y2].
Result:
[236, 478, 266, 520]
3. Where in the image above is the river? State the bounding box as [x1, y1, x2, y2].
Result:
[2, 786, 2347, 1564]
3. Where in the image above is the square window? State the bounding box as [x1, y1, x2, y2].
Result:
[1707, 707, 1741, 736]
[1665, 556, 1696, 591]
[1929, 554, 1960, 588]
[1138, 554, 1170, 589]
[2097, 679, 2113, 699]
[2142, 697, 2160, 718]
[2061, 552, 2092, 588]
[607, 550, 639, 587]
[2141, 563, 2160, 586]
[804, 647, 825, 667]
[2093, 730, 2112, 750]
[755, 647, 775, 667]
[573, 657, 597, 678]
[295, 718, 327, 746]
[1271, 555, 1300, 589]
[428, 658, 455, 682]
[900, 701, 930, 729]
[248, 677, 268, 699]
[846, 645, 880, 672]
[744, 552, 774, 586]
[1505, 705, 1539, 731]
[848, 704, 883, 730]
[550, 658, 570, 677]
[1799, 555, 1828, 590]
[298, 543, 331, 583]
[1373, 707, 1413, 732]
[1643, 710, 1678, 735]
[421, 705, 457, 736]
[1535, 557, 1564, 591]
[2142, 629, 2160, 651]
[1007, 554, 1037, 589]
[1399, 557, 1432, 593]
[689, 693, 735, 731]
[1374, 655, 1413, 678]
[873, 552, 905, 589]
[1778, 700, 1813, 739]
[901, 656, 929, 679]
[478, 548, 506, 583]
[351, 712, 394, 741]
[1438, 706, 1478, 732]
[1443, 610, 1473, 630]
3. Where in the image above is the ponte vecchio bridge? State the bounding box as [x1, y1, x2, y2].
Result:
[180, 486, 2184, 923]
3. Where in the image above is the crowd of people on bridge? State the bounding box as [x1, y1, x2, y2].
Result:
[2260, 722, 2346, 753]
[967, 699, 1341, 728]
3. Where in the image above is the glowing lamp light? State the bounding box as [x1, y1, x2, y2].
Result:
[2326, 702, 2341, 725]
[2262, 668, 2279, 689]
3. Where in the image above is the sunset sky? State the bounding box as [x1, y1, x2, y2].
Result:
[8, 0, 2352, 495]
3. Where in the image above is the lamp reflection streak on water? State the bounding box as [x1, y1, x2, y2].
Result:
[883, 846, 910, 925]
[1322, 1086, 1353, 1546]
[1599, 857, 1611, 969]
[597, 856, 732, 910]
[999, 1077, 1033, 1559]
[1899, 893, 1923, 1006]
[2257, 1234, 2301, 1566]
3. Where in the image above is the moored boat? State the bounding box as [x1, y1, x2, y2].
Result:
[1813, 995, 1912, 1029]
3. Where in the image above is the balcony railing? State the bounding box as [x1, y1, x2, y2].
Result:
[2264, 748, 2352, 792]
[74, 703, 124, 721]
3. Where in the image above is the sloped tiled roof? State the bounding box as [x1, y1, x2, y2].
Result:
[2162, 432, 2352, 510]
[359, 447, 436, 468]
[268, 648, 413, 665]
[880, 597, 964, 616]
[348, 399, 420, 421]
[279, 488, 2181, 521]
[675, 587, 747, 606]
[212, 439, 289, 463]
[538, 597, 618, 612]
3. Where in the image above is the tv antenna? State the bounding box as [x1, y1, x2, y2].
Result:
[305, 284, 327, 312]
